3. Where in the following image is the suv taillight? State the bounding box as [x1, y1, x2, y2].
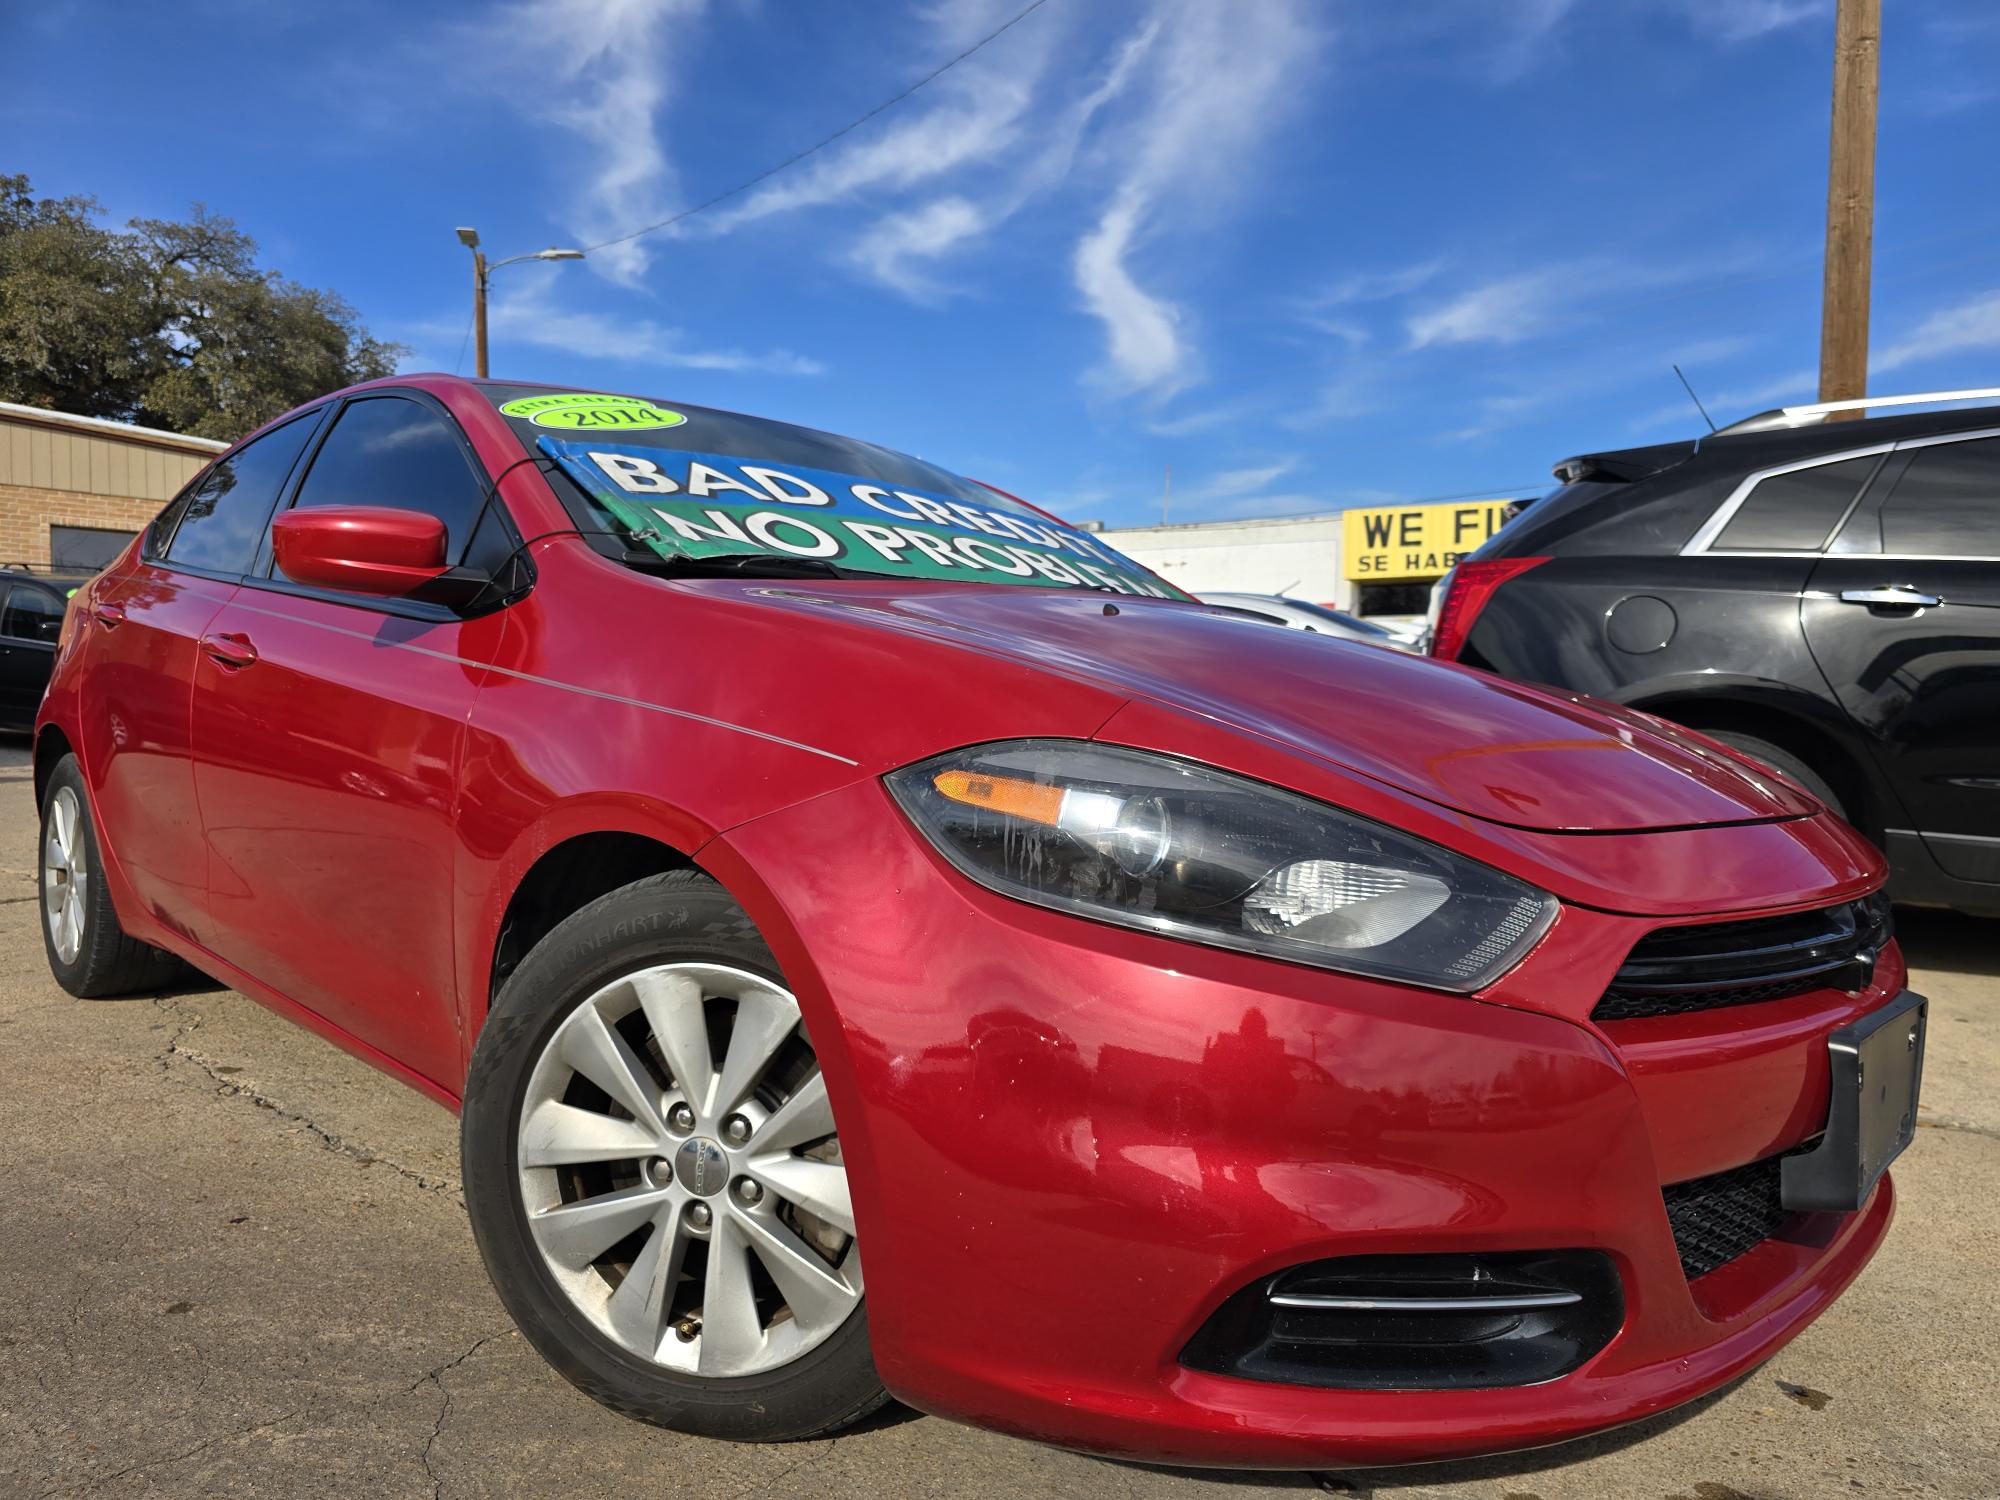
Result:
[1429, 557, 1549, 661]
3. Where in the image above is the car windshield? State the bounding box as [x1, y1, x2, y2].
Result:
[485, 385, 1185, 599]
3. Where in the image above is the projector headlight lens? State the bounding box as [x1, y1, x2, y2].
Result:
[887, 740, 1556, 992]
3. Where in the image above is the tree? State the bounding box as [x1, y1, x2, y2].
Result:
[0, 174, 402, 441]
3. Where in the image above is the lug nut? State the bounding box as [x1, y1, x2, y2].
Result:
[688, 1202, 712, 1229]
[649, 1157, 673, 1188]
[722, 1114, 751, 1144]
[733, 1177, 763, 1207]
[667, 1103, 696, 1133]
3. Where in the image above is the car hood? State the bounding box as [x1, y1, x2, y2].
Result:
[753, 582, 1818, 833]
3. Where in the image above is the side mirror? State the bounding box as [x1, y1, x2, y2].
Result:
[272, 506, 449, 597]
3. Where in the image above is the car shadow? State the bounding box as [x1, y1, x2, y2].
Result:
[1102, 1373, 1753, 1492]
[1894, 905, 2000, 979]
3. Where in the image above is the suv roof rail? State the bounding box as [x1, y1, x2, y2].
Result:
[1716, 386, 2000, 435]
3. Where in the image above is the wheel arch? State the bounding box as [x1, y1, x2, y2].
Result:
[484, 829, 704, 1013]
[34, 722, 75, 809]
[1621, 683, 1883, 836]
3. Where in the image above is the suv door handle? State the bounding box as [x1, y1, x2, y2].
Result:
[1838, 585, 1942, 609]
[89, 601, 126, 628]
[201, 630, 259, 669]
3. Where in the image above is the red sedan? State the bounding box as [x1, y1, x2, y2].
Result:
[34, 375, 1923, 1467]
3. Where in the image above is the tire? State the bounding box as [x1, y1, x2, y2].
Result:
[1704, 730, 1846, 819]
[38, 754, 187, 998]
[461, 870, 889, 1442]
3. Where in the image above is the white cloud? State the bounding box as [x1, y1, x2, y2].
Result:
[1634, 367, 1815, 430]
[486, 274, 824, 375]
[1153, 457, 1330, 521]
[467, 0, 708, 286]
[1875, 289, 2000, 373]
[1075, 195, 1188, 396]
[1487, 0, 1579, 83]
[1073, 1, 1322, 397]
[1311, 260, 1448, 309]
[1407, 271, 1562, 348]
[1665, 0, 1829, 43]
[1404, 250, 1773, 350]
[696, 0, 1068, 238]
[848, 196, 989, 300]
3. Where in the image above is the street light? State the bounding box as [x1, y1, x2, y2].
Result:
[455, 227, 586, 378]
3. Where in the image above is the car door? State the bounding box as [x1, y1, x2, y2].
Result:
[1802, 432, 2000, 885]
[76, 408, 326, 942]
[189, 391, 519, 1086]
[0, 581, 67, 730]
[0, 583, 22, 728]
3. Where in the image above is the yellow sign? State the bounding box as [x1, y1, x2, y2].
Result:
[1342, 500, 1518, 583]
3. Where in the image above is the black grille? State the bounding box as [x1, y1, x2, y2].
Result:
[1662, 1146, 1813, 1279]
[1594, 892, 1891, 1023]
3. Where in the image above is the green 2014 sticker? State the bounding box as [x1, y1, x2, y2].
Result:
[499, 393, 687, 431]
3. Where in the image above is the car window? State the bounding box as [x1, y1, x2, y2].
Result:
[2, 584, 64, 645]
[288, 396, 492, 566]
[1712, 457, 1876, 552]
[165, 412, 321, 574]
[1879, 438, 2000, 556]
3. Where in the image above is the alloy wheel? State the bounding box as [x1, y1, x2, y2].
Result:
[515, 962, 860, 1376]
[43, 786, 87, 965]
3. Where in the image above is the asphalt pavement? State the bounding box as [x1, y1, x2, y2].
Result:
[1, 736, 1995, 1499]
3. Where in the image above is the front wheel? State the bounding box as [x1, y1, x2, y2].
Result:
[461, 871, 887, 1442]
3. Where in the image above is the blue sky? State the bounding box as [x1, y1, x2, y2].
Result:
[7, 0, 2000, 527]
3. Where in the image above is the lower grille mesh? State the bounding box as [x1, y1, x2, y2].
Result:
[1662, 1147, 1811, 1280]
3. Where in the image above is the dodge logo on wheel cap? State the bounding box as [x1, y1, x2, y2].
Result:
[675, 1136, 728, 1197]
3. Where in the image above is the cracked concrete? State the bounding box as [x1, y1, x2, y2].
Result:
[0, 737, 1996, 1498]
[151, 993, 462, 1199]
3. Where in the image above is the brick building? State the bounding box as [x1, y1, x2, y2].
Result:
[1, 402, 227, 572]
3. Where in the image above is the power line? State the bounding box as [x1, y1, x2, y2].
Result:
[583, 0, 1055, 256]
[452, 304, 475, 376]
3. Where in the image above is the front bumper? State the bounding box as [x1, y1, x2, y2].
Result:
[708, 779, 1903, 1469]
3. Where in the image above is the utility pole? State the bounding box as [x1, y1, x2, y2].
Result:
[1818, 0, 1879, 419]
[455, 229, 587, 379]
[469, 245, 490, 378]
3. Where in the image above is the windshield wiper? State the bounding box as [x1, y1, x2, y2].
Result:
[618, 548, 891, 582]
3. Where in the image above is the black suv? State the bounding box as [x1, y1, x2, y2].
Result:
[1431, 391, 2000, 916]
[0, 569, 83, 733]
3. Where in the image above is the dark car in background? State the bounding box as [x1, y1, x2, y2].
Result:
[1431, 388, 2000, 917]
[1, 569, 84, 732]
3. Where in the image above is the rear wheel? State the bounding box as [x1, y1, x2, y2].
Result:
[461, 871, 887, 1441]
[1703, 730, 1846, 820]
[39, 754, 186, 998]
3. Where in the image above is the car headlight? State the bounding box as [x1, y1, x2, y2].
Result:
[885, 740, 1557, 992]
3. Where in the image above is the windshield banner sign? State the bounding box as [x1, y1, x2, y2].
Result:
[540, 439, 1178, 596]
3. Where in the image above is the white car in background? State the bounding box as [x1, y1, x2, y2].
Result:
[1201, 592, 1424, 652]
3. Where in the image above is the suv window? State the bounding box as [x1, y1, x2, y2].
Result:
[288, 397, 492, 565]
[1880, 438, 2000, 556]
[1712, 457, 1876, 552]
[165, 412, 321, 574]
[2, 584, 64, 645]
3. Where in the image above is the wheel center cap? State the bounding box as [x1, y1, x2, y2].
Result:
[675, 1136, 729, 1198]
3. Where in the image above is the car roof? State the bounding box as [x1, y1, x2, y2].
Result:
[1556, 400, 2000, 485]
[1, 568, 87, 589]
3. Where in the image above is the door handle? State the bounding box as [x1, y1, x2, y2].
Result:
[201, 630, 259, 669]
[89, 601, 127, 628]
[1838, 585, 1942, 609]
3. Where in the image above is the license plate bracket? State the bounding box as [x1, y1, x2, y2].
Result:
[1781, 989, 1927, 1213]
